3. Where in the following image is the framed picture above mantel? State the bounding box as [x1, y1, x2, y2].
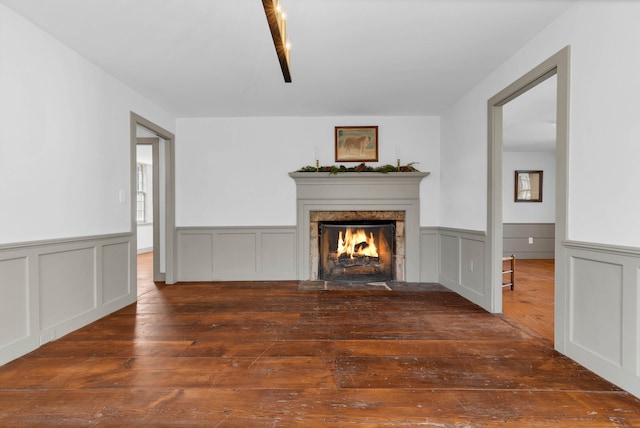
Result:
[335, 126, 378, 162]
[515, 170, 543, 202]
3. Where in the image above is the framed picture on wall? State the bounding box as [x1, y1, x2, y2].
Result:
[335, 126, 378, 162]
[515, 170, 543, 202]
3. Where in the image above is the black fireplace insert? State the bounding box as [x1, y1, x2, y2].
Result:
[318, 221, 394, 282]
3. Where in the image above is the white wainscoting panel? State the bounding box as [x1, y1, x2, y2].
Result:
[0, 234, 134, 366]
[420, 228, 438, 282]
[261, 231, 297, 277]
[39, 247, 96, 331]
[102, 242, 131, 305]
[439, 233, 459, 284]
[460, 237, 486, 295]
[0, 257, 29, 347]
[565, 242, 640, 398]
[214, 232, 257, 278]
[570, 257, 623, 365]
[178, 232, 214, 281]
[438, 228, 488, 306]
[177, 227, 297, 281]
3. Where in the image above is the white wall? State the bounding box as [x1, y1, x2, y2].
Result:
[502, 151, 556, 223]
[438, 0, 640, 398]
[0, 4, 174, 245]
[176, 116, 440, 227]
[0, 4, 174, 368]
[441, 1, 640, 247]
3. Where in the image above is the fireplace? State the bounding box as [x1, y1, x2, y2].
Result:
[289, 171, 429, 282]
[319, 221, 395, 282]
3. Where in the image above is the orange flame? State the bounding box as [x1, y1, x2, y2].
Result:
[336, 228, 378, 259]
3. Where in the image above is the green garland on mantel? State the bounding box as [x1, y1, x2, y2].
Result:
[296, 162, 420, 175]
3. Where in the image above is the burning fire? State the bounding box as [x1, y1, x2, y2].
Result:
[336, 228, 378, 259]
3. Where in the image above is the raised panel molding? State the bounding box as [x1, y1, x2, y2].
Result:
[214, 232, 258, 277]
[177, 227, 297, 281]
[460, 237, 485, 295]
[438, 228, 487, 303]
[420, 228, 438, 282]
[0, 234, 134, 366]
[261, 232, 296, 276]
[564, 242, 640, 398]
[570, 257, 623, 365]
[439, 234, 459, 284]
[178, 232, 214, 281]
[0, 257, 29, 346]
[102, 242, 131, 304]
[39, 247, 96, 330]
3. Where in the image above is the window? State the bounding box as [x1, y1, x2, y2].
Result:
[136, 163, 146, 222]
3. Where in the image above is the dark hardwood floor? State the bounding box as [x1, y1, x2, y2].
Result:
[0, 253, 639, 426]
[503, 258, 555, 343]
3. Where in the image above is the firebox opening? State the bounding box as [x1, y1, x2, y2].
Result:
[318, 221, 395, 282]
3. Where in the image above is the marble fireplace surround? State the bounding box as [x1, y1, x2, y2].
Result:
[289, 171, 429, 282]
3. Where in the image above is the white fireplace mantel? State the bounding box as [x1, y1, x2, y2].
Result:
[289, 171, 429, 281]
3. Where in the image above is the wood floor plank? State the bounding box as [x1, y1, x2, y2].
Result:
[0, 356, 337, 389]
[1, 388, 639, 427]
[24, 339, 556, 360]
[0, 255, 638, 426]
[62, 318, 530, 343]
[336, 355, 621, 391]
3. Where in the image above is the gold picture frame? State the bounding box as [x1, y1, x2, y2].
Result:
[515, 170, 543, 202]
[335, 126, 378, 162]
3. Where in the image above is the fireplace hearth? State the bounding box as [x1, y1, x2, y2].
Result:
[319, 221, 394, 282]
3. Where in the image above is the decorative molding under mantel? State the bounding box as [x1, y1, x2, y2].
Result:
[289, 171, 429, 183]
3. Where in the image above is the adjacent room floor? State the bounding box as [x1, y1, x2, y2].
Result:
[502, 258, 555, 343]
[0, 254, 638, 426]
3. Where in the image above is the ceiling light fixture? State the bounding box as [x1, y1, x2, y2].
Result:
[262, 0, 292, 82]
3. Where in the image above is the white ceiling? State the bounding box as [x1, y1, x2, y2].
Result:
[1, 0, 576, 120]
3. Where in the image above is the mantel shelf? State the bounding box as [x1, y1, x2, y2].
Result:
[289, 171, 429, 184]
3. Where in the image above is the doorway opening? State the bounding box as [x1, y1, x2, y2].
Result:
[501, 74, 557, 343]
[130, 112, 176, 287]
[487, 46, 569, 350]
[135, 135, 162, 281]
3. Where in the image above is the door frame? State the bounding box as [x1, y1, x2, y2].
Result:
[487, 46, 570, 350]
[130, 112, 177, 284]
